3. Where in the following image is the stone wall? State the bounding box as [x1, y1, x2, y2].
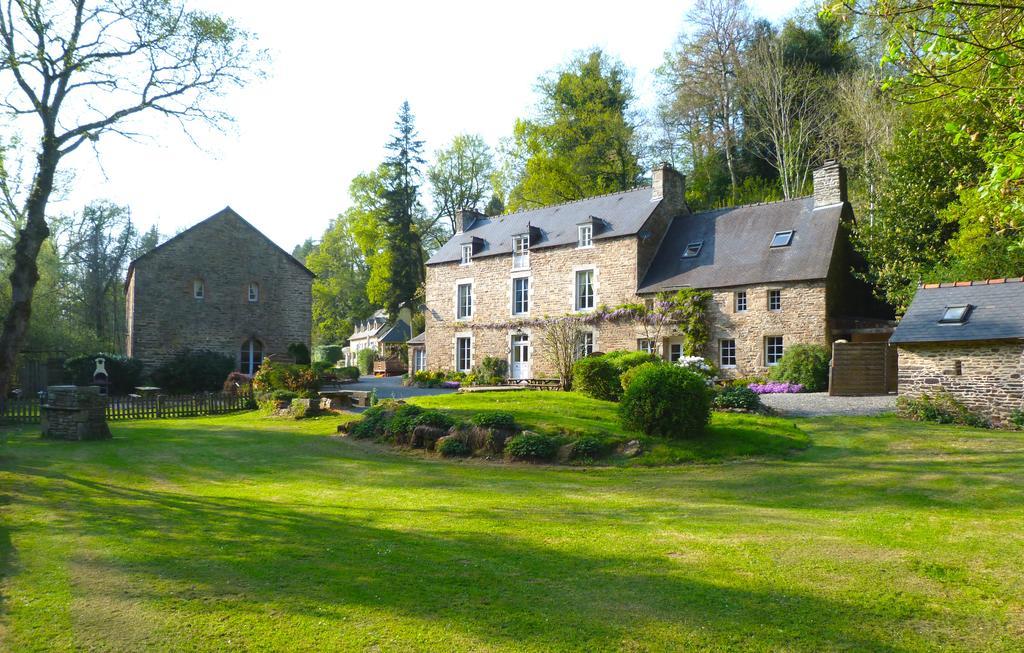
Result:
[897, 341, 1024, 423]
[127, 210, 313, 372]
[41, 385, 111, 441]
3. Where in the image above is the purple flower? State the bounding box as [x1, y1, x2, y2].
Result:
[441, 381, 461, 389]
[748, 382, 804, 394]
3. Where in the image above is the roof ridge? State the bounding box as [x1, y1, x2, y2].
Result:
[920, 277, 1024, 289]
[687, 195, 811, 217]
[485, 185, 653, 223]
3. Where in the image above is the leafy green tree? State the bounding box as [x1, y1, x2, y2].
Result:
[503, 49, 644, 210]
[291, 238, 315, 264]
[427, 134, 494, 238]
[305, 213, 373, 345]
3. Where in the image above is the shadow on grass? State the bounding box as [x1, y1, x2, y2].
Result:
[4, 467, 917, 651]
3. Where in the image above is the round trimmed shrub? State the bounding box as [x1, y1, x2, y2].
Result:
[437, 437, 470, 457]
[471, 411, 516, 431]
[619, 365, 711, 438]
[768, 344, 831, 392]
[572, 356, 622, 401]
[505, 432, 559, 461]
[620, 361, 665, 391]
[712, 386, 762, 411]
[603, 350, 660, 375]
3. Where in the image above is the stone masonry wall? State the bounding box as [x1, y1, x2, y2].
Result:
[127, 211, 312, 372]
[897, 341, 1024, 423]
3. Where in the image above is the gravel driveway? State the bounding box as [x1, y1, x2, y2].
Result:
[326, 376, 456, 401]
[759, 392, 896, 417]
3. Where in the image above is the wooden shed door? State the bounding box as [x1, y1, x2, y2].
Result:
[829, 342, 899, 396]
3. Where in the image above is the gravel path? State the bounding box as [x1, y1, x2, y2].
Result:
[759, 392, 897, 417]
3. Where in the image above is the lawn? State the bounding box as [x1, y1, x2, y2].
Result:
[1, 405, 1023, 651]
[407, 391, 811, 465]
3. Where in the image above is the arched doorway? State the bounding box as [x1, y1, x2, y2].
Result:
[241, 338, 264, 376]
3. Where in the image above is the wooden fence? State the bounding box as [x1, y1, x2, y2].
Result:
[0, 392, 254, 424]
[829, 342, 899, 396]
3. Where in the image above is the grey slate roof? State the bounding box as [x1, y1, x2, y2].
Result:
[379, 320, 411, 344]
[890, 279, 1024, 344]
[426, 187, 662, 265]
[407, 331, 425, 345]
[638, 198, 842, 292]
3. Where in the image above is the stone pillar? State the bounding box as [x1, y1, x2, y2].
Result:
[652, 163, 686, 212]
[813, 160, 848, 207]
[41, 385, 111, 441]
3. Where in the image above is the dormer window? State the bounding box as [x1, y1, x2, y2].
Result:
[770, 231, 794, 248]
[248, 282, 259, 303]
[193, 279, 205, 299]
[681, 241, 703, 258]
[460, 243, 473, 265]
[512, 235, 530, 269]
[578, 224, 593, 248]
[939, 304, 972, 324]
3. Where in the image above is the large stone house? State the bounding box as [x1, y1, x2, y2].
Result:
[422, 161, 881, 379]
[890, 279, 1024, 423]
[125, 207, 313, 375]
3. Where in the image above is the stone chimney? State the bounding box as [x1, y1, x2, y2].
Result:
[813, 160, 848, 207]
[652, 163, 686, 212]
[454, 208, 485, 234]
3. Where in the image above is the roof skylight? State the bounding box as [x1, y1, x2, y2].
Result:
[770, 230, 794, 248]
[939, 304, 972, 324]
[681, 241, 703, 258]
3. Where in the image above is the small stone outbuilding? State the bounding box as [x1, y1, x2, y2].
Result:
[890, 279, 1024, 424]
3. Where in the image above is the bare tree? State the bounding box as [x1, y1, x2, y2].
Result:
[538, 318, 586, 391]
[741, 36, 833, 199]
[0, 0, 261, 395]
[835, 69, 896, 224]
[661, 0, 751, 200]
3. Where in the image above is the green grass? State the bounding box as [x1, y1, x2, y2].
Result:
[408, 391, 810, 465]
[1, 409, 1023, 651]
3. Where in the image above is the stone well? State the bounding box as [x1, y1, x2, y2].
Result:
[41, 385, 111, 441]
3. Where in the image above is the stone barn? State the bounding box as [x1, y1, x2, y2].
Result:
[125, 207, 313, 375]
[890, 279, 1024, 424]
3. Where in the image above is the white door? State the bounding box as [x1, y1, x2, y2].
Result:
[511, 334, 530, 380]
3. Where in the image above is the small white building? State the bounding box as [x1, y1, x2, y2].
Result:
[345, 308, 412, 367]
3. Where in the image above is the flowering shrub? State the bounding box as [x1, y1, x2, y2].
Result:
[675, 356, 717, 386]
[768, 344, 830, 392]
[748, 381, 804, 394]
[713, 386, 762, 411]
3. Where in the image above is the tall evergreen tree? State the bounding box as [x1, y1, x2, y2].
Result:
[378, 101, 426, 318]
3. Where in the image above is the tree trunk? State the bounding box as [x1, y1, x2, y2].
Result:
[0, 141, 58, 397]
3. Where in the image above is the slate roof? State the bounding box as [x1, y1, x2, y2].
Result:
[638, 198, 843, 292]
[379, 320, 411, 344]
[890, 279, 1024, 344]
[426, 186, 662, 265]
[125, 206, 314, 283]
[407, 331, 425, 346]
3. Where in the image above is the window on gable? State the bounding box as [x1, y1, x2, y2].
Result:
[512, 235, 530, 269]
[248, 282, 259, 303]
[578, 224, 593, 248]
[681, 241, 703, 258]
[575, 269, 595, 311]
[770, 230, 794, 248]
[512, 276, 529, 315]
[193, 279, 205, 299]
[939, 304, 972, 324]
[460, 243, 473, 265]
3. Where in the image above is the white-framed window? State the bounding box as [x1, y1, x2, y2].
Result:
[578, 331, 595, 358]
[637, 339, 655, 354]
[768, 289, 782, 311]
[193, 279, 205, 299]
[578, 224, 593, 248]
[669, 343, 683, 362]
[512, 235, 530, 269]
[575, 268, 595, 311]
[456, 282, 473, 320]
[248, 282, 259, 303]
[456, 336, 472, 372]
[512, 276, 529, 315]
[735, 291, 747, 312]
[412, 349, 426, 373]
[460, 243, 473, 266]
[720, 339, 737, 368]
[765, 336, 784, 366]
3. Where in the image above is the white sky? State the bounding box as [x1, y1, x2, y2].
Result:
[52, 0, 802, 252]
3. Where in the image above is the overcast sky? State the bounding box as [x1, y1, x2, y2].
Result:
[52, 0, 802, 252]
